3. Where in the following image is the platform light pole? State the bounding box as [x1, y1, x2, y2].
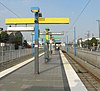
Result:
[32, 32, 34, 56]
[45, 28, 50, 62]
[31, 7, 40, 74]
[50, 33, 52, 54]
[74, 27, 76, 56]
[43, 31, 46, 63]
[66, 35, 68, 52]
[96, 20, 100, 39]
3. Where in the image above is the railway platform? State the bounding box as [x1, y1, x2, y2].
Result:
[0, 50, 87, 91]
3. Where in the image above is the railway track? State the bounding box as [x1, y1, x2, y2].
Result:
[63, 52, 100, 91]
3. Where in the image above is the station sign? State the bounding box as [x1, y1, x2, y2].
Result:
[7, 27, 34, 32]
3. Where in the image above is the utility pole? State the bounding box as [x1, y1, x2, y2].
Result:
[74, 27, 76, 56]
[96, 20, 100, 39]
[66, 35, 68, 52]
[87, 31, 90, 39]
[87, 31, 90, 49]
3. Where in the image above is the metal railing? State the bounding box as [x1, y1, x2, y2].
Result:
[0, 48, 32, 64]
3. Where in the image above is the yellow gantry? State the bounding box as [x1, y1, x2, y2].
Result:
[5, 18, 70, 24]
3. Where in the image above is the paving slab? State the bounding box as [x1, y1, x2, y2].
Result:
[0, 50, 70, 91]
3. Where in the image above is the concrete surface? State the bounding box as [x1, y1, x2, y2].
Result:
[0, 51, 70, 91]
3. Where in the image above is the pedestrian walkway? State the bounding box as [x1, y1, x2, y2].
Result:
[0, 50, 70, 91]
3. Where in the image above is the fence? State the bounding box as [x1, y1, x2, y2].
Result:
[0, 47, 32, 64]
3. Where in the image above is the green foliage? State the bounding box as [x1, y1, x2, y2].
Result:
[1, 31, 9, 43]
[15, 31, 23, 46]
[84, 39, 91, 48]
[0, 31, 25, 50]
[82, 37, 98, 48]
[91, 37, 98, 46]
[0, 34, 1, 42]
[9, 33, 15, 43]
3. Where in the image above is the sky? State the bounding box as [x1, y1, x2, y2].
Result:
[0, 0, 100, 43]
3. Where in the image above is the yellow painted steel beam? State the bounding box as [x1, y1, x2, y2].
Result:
[5, 18, 70, 24]
[5, 18, 34, 24]
[32, 32, 64, 35]
[39, 18, 69, 24]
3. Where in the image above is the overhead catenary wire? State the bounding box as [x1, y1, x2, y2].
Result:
[69, 0, 91, 31]
[64, 0, 91, 42]
[0, 1, 20, 17]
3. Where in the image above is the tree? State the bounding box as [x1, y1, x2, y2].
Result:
[91, 37, 98, 46]
[8, 32, 15, 43]
[0, 33, 1, 43]
[1, 31, 9, 43]
[81, 41, 84, 47]
[15, 31, 23, 46]
[84, 39, 91, 49]
[77, 39, 80, 47]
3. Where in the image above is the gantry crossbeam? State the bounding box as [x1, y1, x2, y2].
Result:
[5, 18, 70, 24]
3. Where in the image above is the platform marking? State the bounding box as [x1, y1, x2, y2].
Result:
[60, 50, 87, 91]
[0, 52, 44, 79]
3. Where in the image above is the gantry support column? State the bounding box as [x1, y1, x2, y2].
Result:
[45, 28, 50, 63]
[31, 7, 40, 74]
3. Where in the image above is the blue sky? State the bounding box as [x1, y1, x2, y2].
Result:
[0, 0, 100, 42]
